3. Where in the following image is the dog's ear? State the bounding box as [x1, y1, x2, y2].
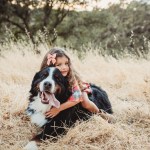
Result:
[29, 72, 40, 96]
[29, 68, 49, 96]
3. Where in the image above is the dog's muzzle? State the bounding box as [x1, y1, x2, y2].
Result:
[43, 81, 52, 91]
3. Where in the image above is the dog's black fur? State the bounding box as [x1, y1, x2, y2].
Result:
[27, 67, 113, 141]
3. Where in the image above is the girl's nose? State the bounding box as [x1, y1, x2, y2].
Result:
[61, 64, 66, 69]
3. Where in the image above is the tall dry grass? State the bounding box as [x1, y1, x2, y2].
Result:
[0, 42, 150, 150]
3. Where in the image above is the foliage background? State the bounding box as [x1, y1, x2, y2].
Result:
[0, 1, 150, 57]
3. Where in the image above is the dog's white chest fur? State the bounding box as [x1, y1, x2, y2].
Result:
[26, 95, 51, 127]
[24, 141, 38, 150]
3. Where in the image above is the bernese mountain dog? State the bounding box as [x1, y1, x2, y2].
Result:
[24, 67, 113, 150]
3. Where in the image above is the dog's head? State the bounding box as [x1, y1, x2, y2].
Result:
[29, 67, 67, 106]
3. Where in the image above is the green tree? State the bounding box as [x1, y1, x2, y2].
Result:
[0, 0, 85, 47]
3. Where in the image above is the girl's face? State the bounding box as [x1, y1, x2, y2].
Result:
[55, 56, 69, 77]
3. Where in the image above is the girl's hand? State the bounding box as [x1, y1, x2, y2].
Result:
[45, 107, 60, 118]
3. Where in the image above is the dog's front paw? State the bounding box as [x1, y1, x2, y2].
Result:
[23, 141, 38, 150]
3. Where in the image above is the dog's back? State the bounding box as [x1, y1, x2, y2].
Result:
[89, 84, 113, 114]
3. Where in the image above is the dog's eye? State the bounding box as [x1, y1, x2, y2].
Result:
[54, 74, 59, 78]
[44, 71, 48, 76]
[41, 71, 48, 78]
[54, 74, 61, 81]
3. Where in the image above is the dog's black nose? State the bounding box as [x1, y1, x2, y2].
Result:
[44, 81, 52, 88]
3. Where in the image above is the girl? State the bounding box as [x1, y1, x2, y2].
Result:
[40, 47, 114, 122]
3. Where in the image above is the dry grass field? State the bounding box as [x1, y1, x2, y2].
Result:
[0, 43, 150, 150]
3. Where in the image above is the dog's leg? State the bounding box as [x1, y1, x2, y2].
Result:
[23, 141, 38, 150]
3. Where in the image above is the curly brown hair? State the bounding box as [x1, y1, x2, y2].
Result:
[40, 47, 84, 90]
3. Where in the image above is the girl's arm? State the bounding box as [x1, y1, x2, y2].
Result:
[45, 100, 80, 118]
[59, 100, 80, 111]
